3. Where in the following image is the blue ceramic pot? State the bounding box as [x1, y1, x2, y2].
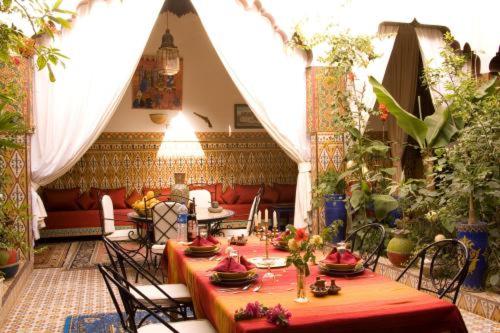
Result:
[324, 194, 347, 243]
[456, 222, 488, 292]
[0, 262, 19, 279]
[385, 207, 402, 228]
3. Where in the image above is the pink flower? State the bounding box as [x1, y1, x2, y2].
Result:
[245, 301, 264, 318]
[266, 304, 291, 327]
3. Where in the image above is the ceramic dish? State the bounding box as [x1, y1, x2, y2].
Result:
[248, 257, 287, 268]
[188, 245, 218, 252]
[319, 266, 365, 277]
[216, 270, 255, 280]
[184, 247, 220, 257]
[210, 273, 259, 287]
[208, 207, 223, 213]
[311, 288, 329, 297]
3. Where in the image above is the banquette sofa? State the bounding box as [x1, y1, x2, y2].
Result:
[39, 183, 296, 238]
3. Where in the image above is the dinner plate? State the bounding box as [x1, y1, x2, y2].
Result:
[248, 257, 287, 269]
[216, 270, 255, 280]
[184, 247, 220, 257]
[319, 261, 357, 271]
[210, 273, 259, 287]
[319, 265, 365, 277]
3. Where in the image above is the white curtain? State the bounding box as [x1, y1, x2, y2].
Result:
[30, 0, 164, 239]
[415, 27, 447, 111]
[353, 25, 399, 132]
[190, 0, 311, 228]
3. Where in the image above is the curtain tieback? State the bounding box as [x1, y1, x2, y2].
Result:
[298, 162, 311, 173]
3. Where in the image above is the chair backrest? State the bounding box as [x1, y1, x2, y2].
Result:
[100, 195, 115, 234]
[152, 201, 183, 244]
[98, 264, 183, 333]
[345, 223, 385, 271]
[396, 239, 469, 304]
[189, 189, 211, 210]
[246, 186, 263, 235]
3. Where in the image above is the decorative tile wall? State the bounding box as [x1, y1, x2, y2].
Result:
[45, 132, 297, 192]
[0, 59, 32, 257]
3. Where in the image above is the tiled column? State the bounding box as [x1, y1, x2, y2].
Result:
[306, 67, 345, 234]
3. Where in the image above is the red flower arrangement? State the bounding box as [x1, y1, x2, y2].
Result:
[234, 302, 291, 327]
[379, 103, 389, 122]
[294, 228, 307, 242]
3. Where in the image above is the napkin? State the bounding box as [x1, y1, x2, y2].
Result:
[207, 235, 219, 245]
[325, 248, 359, 265]
[191, 236, 215, 247]
[213, 257, 247, 273]
[239, 256, 256, 270]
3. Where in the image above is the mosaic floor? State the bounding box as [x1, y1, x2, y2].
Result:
[1, 264, 499, 332]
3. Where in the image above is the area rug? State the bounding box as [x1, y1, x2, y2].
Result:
[63, 312, 154, 333]
[34, 243, 72, 269]
[63, 241, 110, 270]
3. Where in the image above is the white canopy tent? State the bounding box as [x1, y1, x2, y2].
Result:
[28, 0, 499, 239]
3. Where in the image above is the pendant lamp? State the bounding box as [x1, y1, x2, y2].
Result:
[157, 11, 180, 76]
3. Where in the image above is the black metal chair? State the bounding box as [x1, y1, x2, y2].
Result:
[98, 264, 216, 333]
[396, 239, 470, 304]
[345, 223, 385, 271]
[102, 237, 194, 326]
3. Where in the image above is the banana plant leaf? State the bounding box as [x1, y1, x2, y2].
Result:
[372, 194, 399, 220]
[424, 107, 457, 148]
[369, 76, 427, 149]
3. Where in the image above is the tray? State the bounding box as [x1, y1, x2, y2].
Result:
[210, 273, 259, 287]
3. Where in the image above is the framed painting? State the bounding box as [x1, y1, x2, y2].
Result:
[131, 55, 183, 110]
[234, 104, 263, 129]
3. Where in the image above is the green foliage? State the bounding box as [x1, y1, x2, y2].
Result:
[320, 220, 343, 243]
[312, 169, 346, 208]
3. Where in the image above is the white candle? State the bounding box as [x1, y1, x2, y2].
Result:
[264, 209, 269, 223]
[254, 213, 259, 227]
[273, 211, 277, 228]
[228, 125, 232, 137]
[258, 210, 262, 224]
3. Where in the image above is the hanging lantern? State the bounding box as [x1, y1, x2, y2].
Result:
[157, 12, 180, 76]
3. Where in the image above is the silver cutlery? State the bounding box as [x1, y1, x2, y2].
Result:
[253, 283, 262, 292]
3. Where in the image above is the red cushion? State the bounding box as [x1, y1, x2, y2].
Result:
[142, 187, 171, 201]
[235, 185, 260, 204]
[77, 191, 95, 210]
[90, 187, 127, 209]
[221, 187, 239, 204]
[126, 189, 142, 208]
[261, 186, 279, 203]
[189, 184, 217, 201]
[44, 188, 80, 211]
[45, 209, 134, 230]
[215, 183, 224, 203]
[274, 183, 296, 203]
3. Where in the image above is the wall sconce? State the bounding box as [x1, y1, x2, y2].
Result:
[149, 113, 169, 125]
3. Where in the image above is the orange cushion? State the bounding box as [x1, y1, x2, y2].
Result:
[44, 188, 81, 211]
[126, 189, 142, 208]
[235, 184, 260, 204]
[221, 187, 239, 204]
[274, 183, 296, 203]
[90, 187, 127, 209]
[261, 186, 279, 203]
[77, 191, 95, 210]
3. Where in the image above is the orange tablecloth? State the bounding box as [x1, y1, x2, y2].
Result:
[165, 238, 467, 333]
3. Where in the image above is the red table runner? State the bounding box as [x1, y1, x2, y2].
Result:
[165, 238, 467, 333]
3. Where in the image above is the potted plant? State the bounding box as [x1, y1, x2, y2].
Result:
[313, 169, 347, 242]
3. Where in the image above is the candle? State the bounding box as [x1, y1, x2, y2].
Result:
[258, 210, 262, 224]
[254, 213, 259, 227]
[273, 211, 277, 228]
[264, 209, 269, 223]
[228, 124, 232, 137]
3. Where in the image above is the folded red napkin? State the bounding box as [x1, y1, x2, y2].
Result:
[191, 236, 215, 247]
[207, 235, 219, 245]
[239, 256, 256, 270]
[213, 257, 247, 273]
[324, 248, 359, 265]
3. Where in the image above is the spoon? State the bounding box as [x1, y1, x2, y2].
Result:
[242, 284, 251, 291]
[253, 283, 262, 292]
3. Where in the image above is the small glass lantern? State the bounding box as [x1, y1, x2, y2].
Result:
[157, 29, 180, 76]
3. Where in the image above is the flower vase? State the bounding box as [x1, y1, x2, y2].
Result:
[295, 265, 309, 303]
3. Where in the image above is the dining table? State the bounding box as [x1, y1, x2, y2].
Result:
[164, 237, 467, 333]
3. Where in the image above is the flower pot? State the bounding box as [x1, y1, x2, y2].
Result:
[324, 194, 347, 243]
[456, 222, 488, 292]
[0, 249, 19, 279]
[387, 232, 414, 267]
[384, 206, 402, 228]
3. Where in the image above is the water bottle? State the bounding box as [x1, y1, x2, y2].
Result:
[177, 204, 188, 242]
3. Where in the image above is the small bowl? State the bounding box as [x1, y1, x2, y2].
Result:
[311, 288, 329, 297]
